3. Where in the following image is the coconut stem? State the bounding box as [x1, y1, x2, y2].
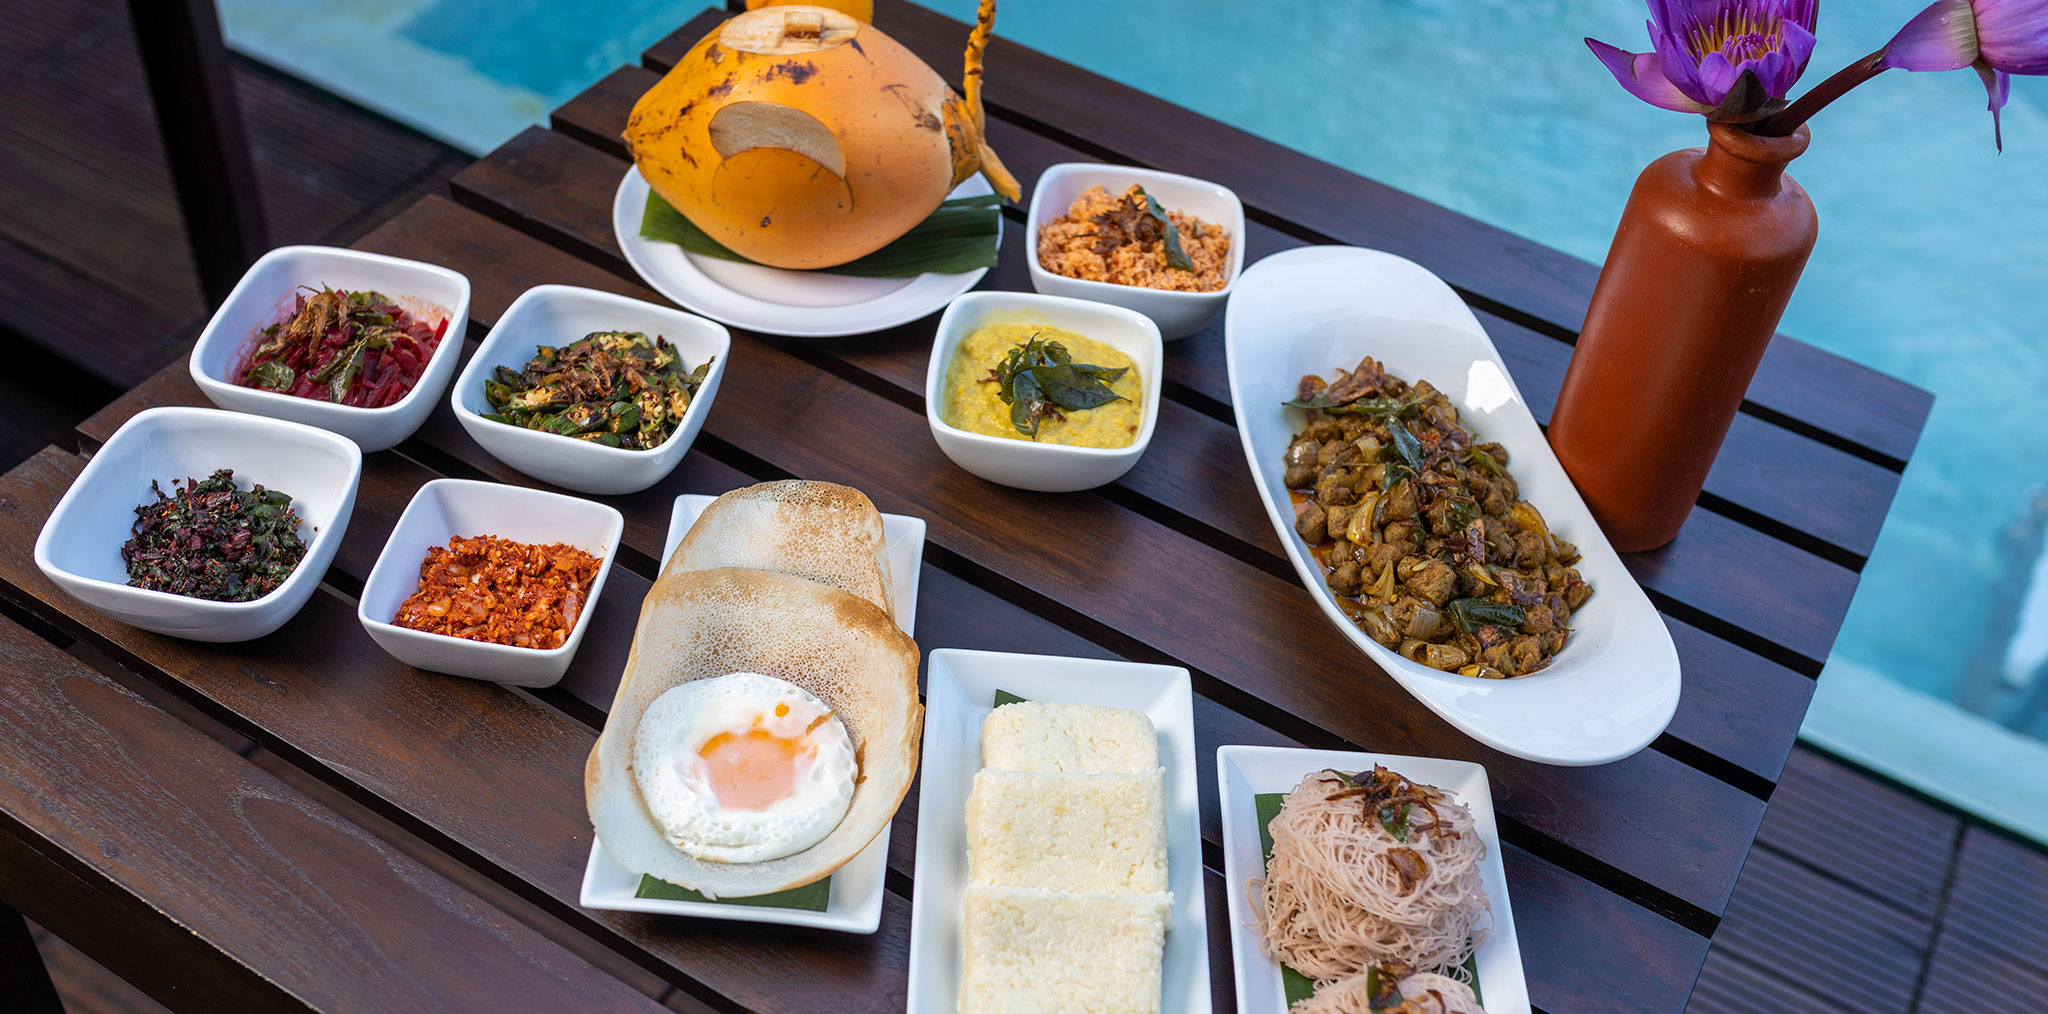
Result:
[961, 0, 1020, 200]
[963, 0, 995, 131]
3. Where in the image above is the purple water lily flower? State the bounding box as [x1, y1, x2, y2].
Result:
[1880, 0, 2048, 146]
[1589, 0, 1821, 118]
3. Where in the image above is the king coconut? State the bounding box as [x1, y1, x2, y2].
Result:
[624, 0, 1020, 270]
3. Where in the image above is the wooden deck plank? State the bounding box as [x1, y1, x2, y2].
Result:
[0, 0, 467, 387]
[1697, 848, 1929, 1014]
[28, 922, 174, 1014]
[1916, 826, 2048, 1014]
[1754, 749, 1962, 918]
[1686, 946, 1863, 1014]
[0, 608, 664, 1013]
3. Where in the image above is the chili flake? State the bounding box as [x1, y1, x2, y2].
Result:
[391, 535, 600, 649]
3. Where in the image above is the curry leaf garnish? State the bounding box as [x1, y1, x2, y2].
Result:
[1385, 417, 1428, 472]
[1008, 369, 1048, 437]
[1285, 392, 1420, 420]
[1465, 446, 1507, 476]
[1446, 597, 1525, 633]
[1137, 187, 1195, 272]
[1364, 966, 1404, 1009]
[1443, 497, 1480, 531]
[1379, 802, 1412, 842]
[984, 335, 1129, 439]
[245, 360, 294, 392]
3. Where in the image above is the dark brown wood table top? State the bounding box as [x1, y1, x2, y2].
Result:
[0, 3, 1931, 1011]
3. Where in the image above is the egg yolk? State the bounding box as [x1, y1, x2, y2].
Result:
[698, 723, 809, 810]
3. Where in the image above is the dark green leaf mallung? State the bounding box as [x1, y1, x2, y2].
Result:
[121, 469, 308, 603]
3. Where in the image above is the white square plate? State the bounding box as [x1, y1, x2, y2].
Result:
[577, 492, 927, 932]
[907, 649, 1212, 1013]
[1217, 745, 1528, 1014]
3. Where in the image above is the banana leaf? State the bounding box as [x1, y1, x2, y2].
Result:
[639, 191, 1003, 278]
[635, 873, 831, 911]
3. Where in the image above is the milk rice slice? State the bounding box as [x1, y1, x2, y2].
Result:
[980, 700, 1158, 774]
[959, 885, 1170, 1014]
[966, 768, 1167, 894]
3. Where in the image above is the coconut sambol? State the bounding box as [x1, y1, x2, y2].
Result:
[1282, 356, 1592, 679]
[1036, 184, 1233, 293]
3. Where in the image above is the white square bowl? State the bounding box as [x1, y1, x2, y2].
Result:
[188, 245, 471, 452]
[1225, 245, 1681, 766]
[1026, 162, 1246, 339]
[355, 478, 623, 689]
[1217, 745, 1528, 1014]
[906, 649, 1211, 1013]
[450, 284, 732, 495]
[577, 491, 927, 932]
[33, 406, 362, 642]
[924, 290, 1163, 493]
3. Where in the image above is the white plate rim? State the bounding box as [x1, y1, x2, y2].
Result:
[1216, 744, 1529, 1014]
[1223, 244, 1680, 766]
[612, 166, 997, 339]
[575, 492, 928, 932]
[905, 648, 1213, 1013]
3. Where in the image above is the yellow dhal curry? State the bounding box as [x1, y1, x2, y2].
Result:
[942, 324, 1143, 448]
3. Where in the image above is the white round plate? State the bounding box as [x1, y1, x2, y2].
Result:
[611, 166, 998, 338]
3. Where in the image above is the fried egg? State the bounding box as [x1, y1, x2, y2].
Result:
[631, 671, 857, 864]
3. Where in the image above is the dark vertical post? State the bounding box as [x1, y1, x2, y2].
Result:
[126, 0, 269, 307]
[0, 903, 63, 1014]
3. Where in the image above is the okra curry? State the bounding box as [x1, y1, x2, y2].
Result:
[480, 331, 710, 450]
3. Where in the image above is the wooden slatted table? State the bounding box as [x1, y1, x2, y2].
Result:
[0, 3, 1931, 1011]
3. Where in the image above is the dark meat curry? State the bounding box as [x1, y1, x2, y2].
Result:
[1283, 356, 1592, 678]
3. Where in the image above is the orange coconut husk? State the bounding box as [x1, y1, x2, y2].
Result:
[624, 1, 1018, 270]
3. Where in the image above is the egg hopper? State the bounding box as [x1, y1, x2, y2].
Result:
[578, 489, 927, 931]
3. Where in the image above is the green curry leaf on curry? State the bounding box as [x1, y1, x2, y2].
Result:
[985, 335, 1130, 438]
[941, 324, 1143, 447]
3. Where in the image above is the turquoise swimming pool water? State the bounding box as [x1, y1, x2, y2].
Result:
[221, 0, 2048, 837]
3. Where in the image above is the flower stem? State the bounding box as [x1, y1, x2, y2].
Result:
[1752, 49, 1890, 136]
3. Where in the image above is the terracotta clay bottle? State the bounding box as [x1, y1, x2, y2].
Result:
[1549, 122, 1818, 552]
